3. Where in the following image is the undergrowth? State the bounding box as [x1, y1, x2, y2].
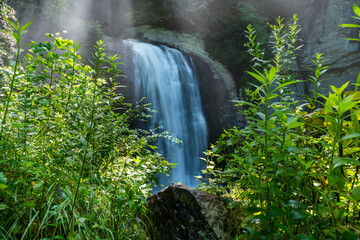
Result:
[200, 7, 360, 240]
[0, 17, 171, 240]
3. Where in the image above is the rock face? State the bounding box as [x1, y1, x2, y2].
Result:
[14, 0, 359, 138]
[298, 0, 360, 93]
[144, 184, 234, 240]
[92, 0, 242, 39]
[91, 0, 360, 135]
[96, 0, 360, 96]
[12, 0, 360, 105]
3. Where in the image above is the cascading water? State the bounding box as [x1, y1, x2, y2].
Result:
[126, 40, 208, 188]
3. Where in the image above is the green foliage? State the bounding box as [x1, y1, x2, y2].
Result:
[339, 3, 360, 41]
[0, 20, 171, 239]
[152, 0, 167, 28]
[0, 1, 17, 68]
[200, 13, 360, 239]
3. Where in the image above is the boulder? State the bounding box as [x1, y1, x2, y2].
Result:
[144, 184, 235, 240]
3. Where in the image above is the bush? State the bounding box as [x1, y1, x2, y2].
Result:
[200, 12, 360, 239]
[0, 20, 171, 239]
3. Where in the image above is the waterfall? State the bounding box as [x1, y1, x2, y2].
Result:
[126, 40, 208, 188]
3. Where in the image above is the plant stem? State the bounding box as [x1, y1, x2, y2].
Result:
[1, 36, 20, 137]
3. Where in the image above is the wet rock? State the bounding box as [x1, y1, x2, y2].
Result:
[298, 0, 360, 93]
[100, 0, 360, 131]
[144, 184, 234, 240]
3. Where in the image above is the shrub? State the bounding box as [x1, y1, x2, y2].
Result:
[0, 20, 171, 239]
[200, 13, 360, 239]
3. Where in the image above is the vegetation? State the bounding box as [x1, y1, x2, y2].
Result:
[0, 4, 171, 239]
[2, 1, 360, 239]
[200, 6, 360, 240]
[205, 2, 269, 89]
[0, 0, 16, 68]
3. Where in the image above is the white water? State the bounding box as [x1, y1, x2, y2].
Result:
[126, 40, 208, 188]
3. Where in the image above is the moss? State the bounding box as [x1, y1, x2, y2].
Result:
[200, 201, 228, 239]
[205, 2, 269, 88]
[152, 0, 167, 28]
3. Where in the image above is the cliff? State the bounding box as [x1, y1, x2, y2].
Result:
[9, 0, 360, 134]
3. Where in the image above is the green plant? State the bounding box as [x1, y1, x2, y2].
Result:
[200, 14, 360, 239]
[0, 0, 17, 68]
[0, 20, 171, 239]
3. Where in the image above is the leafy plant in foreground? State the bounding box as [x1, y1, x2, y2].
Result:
[200, 13, 360, 239]
[0, 19, 171, 239]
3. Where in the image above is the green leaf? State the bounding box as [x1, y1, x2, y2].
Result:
[355, 72, 360, 91]
[276, 168, 285, 176]
[339, 81, 350, 93]
[288, 199, 301, 208]
[20, 21, 33, 34]
[53, 236, 65, 240]
[9, 21, 17, 30]
[344, 38, 360, 42]
[333, 158, 348, 169]
[267, 92, 279, 101]
[273, 80, 301, 93]
[269, 206, 284, 217]
[0, 183, 8, 190]
[350, 109, 360, 131]
[342, 230, 358, 240]
[266, 66, 279, 84]
[286, 116, 304, 129]
[0, 172, 7, 184]
[1, 69, 11, 78]
[353, 3, 360, 18]
[340, 101, 357, 116]
[247, 70, 266, 84]
[0, 204, 9, 210]
[296, 234, 316, 240]
[305, 161, 314, 170]
[275, 223, 295, 238]
[340, 133, 360, 142]
[79, 135, 87, 147]
[246, 226, 259, 236]
[340, 23, 360, 28]
[12, 31, 20, 42]
[233, 100, 259, 108]
[344, 147, 360, 155]
[351, 187, 360, 201]
[256, 112, 266, 121]
[75, 217, 86, 225]
[231, 154, 245, 165]
[290, 211, 310, 220]
[22, 201, 36, 208]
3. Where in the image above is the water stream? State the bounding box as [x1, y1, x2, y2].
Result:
[126, 40, 208, 188]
